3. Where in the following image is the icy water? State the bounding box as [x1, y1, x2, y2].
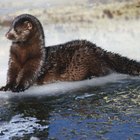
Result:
[0, 76, 140, 140]
[0, 0, 140, 139]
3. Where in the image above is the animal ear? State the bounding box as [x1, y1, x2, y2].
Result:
[24, 21, 33, 30]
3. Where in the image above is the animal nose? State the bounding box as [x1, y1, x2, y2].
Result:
[5, 32, 14, 40]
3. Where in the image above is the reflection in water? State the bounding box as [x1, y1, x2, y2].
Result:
[0, 99, 50, 139]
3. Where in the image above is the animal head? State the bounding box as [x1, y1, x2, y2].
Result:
[6, 18, 33, 42]
[5, 14, 44, 43]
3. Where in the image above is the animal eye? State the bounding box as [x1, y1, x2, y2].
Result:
[23, 30, 28, 33]
[15, 29, 22, 34]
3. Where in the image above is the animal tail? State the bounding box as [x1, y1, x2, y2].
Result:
[103, 51, 140, 76]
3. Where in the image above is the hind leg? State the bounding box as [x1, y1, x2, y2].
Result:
[60, 51, 90, 81]
[89, 61, 113, 77]
[60, 65, 89, 81]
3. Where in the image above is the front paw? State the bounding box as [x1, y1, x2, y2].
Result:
[0, 84, 14, 91]
[12, 84, 27, 92]
[0, 86, 7, 91]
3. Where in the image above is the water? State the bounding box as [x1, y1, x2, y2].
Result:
[0, 77, 140, 140]
[0, 0, 140, 139]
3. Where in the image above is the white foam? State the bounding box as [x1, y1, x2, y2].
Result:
[0, 73, 130, 99]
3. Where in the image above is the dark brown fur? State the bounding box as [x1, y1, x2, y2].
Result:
[0, 14, 140, 92]
[38, 40, 140, 84]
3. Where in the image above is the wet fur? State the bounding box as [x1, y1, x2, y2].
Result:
[0, 14, 140, 92]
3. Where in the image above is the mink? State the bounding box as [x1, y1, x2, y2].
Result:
[0, 14, 140, 92]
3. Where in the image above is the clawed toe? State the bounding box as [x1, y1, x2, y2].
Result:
[12, 85, 26, 92]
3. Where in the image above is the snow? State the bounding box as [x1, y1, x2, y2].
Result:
[0, 73, 135, 100]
